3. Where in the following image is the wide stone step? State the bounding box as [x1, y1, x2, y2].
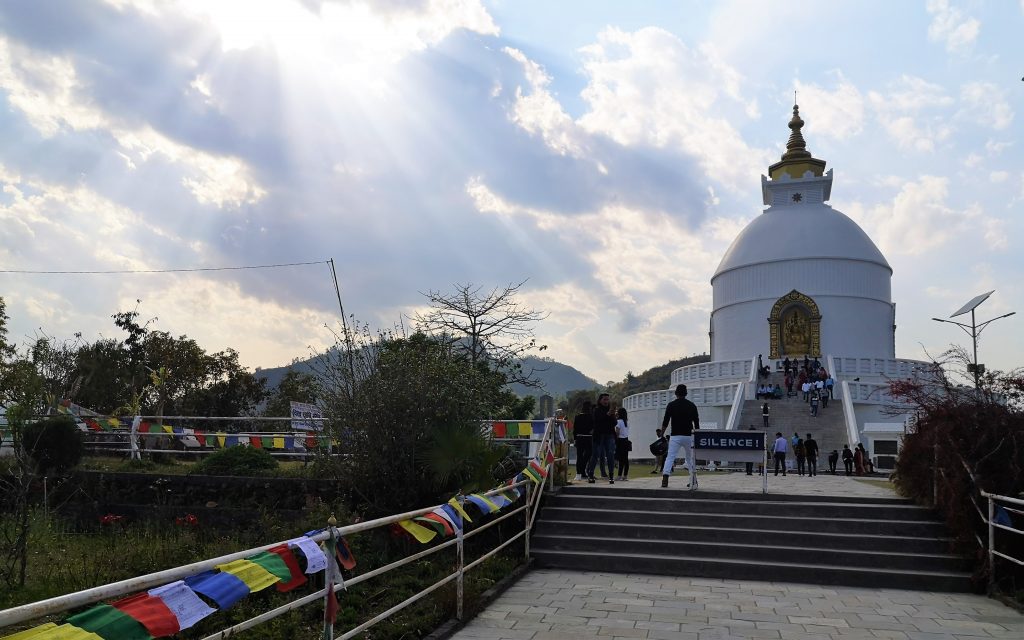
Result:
[558, 485, 913, 505]
[548, 494, 936, 520]
[531, 549, 974, 593]
[534, 519, 954, 555]
[541, 506, 947, 537]
[531, 533, 969, 572]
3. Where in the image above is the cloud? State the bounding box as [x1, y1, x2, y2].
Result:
[926, 0, 980, 53]
[868, 75, 954, 152]
[793, 72, 865, 141]
[574, 27, 771, 192]
[846, 176, 1003, 256]
[959, 82, 1014, 130]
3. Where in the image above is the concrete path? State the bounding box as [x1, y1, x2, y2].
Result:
[452, 570, 1023, 640]
[571, 469, 897, 499]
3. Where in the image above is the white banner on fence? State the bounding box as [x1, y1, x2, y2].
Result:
[290, 401, 323, 431]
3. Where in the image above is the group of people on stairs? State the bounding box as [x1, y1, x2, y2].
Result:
[571, 393, 631, 484]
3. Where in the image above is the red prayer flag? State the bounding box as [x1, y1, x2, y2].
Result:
[545, 450, 555, 464]
[268, 544, 308, 592]
[492, 421, 507, 438]
[195, 432, 206, 446]
[112, 592, 180, 637]
[336, 537, 357, 570]
[250, 437, 262, 449]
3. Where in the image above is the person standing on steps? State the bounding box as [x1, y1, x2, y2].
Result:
[842, 444, 854, 475]
[810, 388, 820, 417]
[828, 449, 839, 474]
[587, 394, 617, 484]
[761, 402, 770, 429]
[745, 425, 757, 475]
[773, 432, 788, 476]
[572, 401, 593, 482]
[614, 407, 630, 481]
[804, 433, 819, 477]
[661, 384, 700, 489]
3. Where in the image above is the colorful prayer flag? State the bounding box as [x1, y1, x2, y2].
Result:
[447, 497, 473, 523]
[532, 420, 546, 434]
[246, 551, 294, 583]
[215, 560, 280, 593]
[545, 450, 555, 464]
[518, 422, 532, 437]
[266, 545, 308, 592]
[184, 571, 249, 610]
[529, 459, 548, 479]
[272, 437, 285, 449]
[215, 435, 226, 448]
[335, 537, 357, 570]
[147, 581, 215, 631]
[397, 519, 437, 543]
[522, 466, 541, 484]
[466, 494, 499, 514]
[492, 421, 506, 438]
[111, 593, 180, 637]
[437, 505, 462, 532]
[65, 604, 152, 640]
[287, 537, 328, 574]
[1, 623, 103, 639]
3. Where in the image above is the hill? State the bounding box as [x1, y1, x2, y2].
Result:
[255, 353, 599, 399]
[604, 353, 712, 399]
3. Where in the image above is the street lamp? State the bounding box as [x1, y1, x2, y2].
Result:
[931, 290, 1016, 388]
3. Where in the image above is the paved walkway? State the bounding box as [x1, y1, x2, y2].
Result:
[570, 469, 897, 499]
[453, 570, 1023, 640]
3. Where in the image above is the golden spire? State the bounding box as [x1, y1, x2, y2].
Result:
[768, 104, 826, 180]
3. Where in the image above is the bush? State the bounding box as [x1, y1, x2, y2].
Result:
[193, 445, 278, 476]
[21, 416, 83, 474]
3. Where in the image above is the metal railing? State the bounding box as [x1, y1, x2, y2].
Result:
[723, 382, 745, 431]
[0, 418, 561, 638]
[982, 491, 1024, 592]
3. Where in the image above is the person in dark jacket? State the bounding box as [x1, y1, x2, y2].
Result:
[842, 444, 854, 475]
[586, 394, 617, 484]
[572, 401, 593, 481]
[828, 449, 839, 474]
[660, 384, 700, 489]
[804, 433, 819, 477]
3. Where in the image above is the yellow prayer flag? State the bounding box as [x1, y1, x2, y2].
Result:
[162, 425, 173, 433]
[518, 422, 532, 437]
[216, 434, 226, 448]
[471, 493, 501, 512]
[447, 497, 473, 523]
[397, 519, 437, 544]
[215, 559, 280, 593]
[2, 623, 103, 640]
[272, 437, 285, 449]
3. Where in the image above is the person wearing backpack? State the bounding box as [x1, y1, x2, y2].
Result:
[842, 444, 854, 475]
[649, 428, 668, 474]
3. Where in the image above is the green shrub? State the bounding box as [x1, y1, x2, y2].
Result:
[21, 416, 83, 473]
[193, 445, 278, 476]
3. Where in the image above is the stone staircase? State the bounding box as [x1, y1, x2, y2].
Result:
[738, 372, 850, 455]
[531, 486, 974, 592]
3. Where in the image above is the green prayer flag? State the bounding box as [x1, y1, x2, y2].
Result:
[66, 604, 152, 640]
[247, 551, 294, 582]
[261, 436, 274, 448]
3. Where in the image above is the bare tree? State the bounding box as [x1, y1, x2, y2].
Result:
[414, 281, 549, 387]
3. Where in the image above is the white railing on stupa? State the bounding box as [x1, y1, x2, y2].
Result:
[623, 383, 740, 412]
[670, 359, 752, 386]
[832, 357, 931, 379]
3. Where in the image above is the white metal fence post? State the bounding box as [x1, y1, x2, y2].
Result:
[987, 496, 995, 593]
[130, 415, 141, 461]
[524, 481, 531, 561]
[456, 494, 465, 621]
[323, 515, 337, 640]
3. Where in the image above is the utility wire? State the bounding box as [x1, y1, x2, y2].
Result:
[0, 260, 329, 274]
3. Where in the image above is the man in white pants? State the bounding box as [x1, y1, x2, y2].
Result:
[661, 384, 700, 490]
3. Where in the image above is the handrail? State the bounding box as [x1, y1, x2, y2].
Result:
[839, 381, 859, 449]
[723, 382, 745, 431]
[0, 417, 560, 637]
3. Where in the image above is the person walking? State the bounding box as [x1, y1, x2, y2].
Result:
[842, 444, 854, 475]
[745, 425, 757, 475]
[587, 394, 617, 484]
[794, 438, 806, 476]
[572, 401, 593, 481]
[661, 384, 700, 489]
[761, 402, 770, 429]
[772, 432, 788, 476]
[614, 407, 630, 481]
[854, 443, 866, 476]
[804, 433, 819, 477]
[826, 374, 835, 399]
[810, 389, 819, 417]
[828, 449, 839, 474]
[650, 428, 668, 473]
[801, 380, 811, 402]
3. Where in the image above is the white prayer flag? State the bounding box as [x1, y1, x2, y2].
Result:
[288, 536, 328, 574]
[149, 580, 216, 630]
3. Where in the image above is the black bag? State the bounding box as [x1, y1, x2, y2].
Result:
[649, 438, 667, 457]
[625, 439, 633, 452]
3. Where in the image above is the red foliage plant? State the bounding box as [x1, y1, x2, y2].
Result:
[888, 347, 1023, 590]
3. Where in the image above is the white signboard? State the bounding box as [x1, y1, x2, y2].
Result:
[290, 401, 323, 431]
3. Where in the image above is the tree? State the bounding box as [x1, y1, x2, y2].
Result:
[414, 281, 548, 387]
[315, 326, 515, 516]
[263, 368, 320, 418]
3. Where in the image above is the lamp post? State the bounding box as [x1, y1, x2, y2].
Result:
[931, 290, 1016, 388]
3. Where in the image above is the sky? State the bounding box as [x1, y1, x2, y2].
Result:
[0, 0, 1021, 386]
